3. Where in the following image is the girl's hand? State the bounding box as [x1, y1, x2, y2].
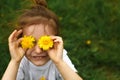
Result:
[8, 30, 25, 63]
[47, 36, 64, 64]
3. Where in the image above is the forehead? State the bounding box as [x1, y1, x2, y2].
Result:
[23, 24, 55, 38]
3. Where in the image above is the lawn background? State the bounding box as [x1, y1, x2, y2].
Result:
[0, 0, 120, 80]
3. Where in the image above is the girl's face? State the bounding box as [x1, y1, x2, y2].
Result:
[23, 24, 55, 66]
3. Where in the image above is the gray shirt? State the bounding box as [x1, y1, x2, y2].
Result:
[16, 50, 77, 80]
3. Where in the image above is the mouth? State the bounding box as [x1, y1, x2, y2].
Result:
[32, 55, 48, 60]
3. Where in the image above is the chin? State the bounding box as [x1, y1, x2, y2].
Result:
[27, 55, 50, 66]
[31, 59, 50, 66]
[34, 62, 48, 66]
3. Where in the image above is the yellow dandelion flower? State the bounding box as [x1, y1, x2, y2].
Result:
[21, 35, 35, 49]
[38, 36, 53, 50]
[40, 76, 46, 80]
[86, 40, 91, 45]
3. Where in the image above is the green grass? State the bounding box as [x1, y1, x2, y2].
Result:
[0, 0, 120, 79]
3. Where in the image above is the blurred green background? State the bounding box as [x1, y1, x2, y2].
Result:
[0, 0, 120, 80]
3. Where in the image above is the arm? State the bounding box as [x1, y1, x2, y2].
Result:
[2, 30, 25, 80]
[2, 60, 20, 80]
[48, 36, 83, 80]
[56, 60, 83, 80]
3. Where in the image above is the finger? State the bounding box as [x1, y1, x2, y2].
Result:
[15, 29, 22, 38]
[8, 30, 17, 43]
[9, 30, 22, 43]
[50, 36, 63, 42]
[53, 37, 63, 44]
[16, 38, 22, 46]
[54, 39, 63, 43]
[13, 29, 22, 41]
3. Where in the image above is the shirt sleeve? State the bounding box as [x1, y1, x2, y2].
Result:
[63, 49, 78, 72]
[16, 67, 24, 80]
[16, 56, 27, 80]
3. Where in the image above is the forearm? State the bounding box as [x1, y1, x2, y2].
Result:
[55, 60, 83, 80]
[2, 60, 20, 80]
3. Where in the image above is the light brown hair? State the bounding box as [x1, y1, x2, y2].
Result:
[18, 0, 59, 36]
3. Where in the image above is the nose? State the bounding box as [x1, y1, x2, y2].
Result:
[34, 45, 42, 54]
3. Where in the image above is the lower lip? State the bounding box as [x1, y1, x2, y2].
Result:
[33, 56, 46, 60]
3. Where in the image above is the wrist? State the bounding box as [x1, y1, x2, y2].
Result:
[10, 59, 21, 65]
[54, 59, 65, 66]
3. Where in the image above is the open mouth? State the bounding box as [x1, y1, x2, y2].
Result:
[32, 55, 47, 60]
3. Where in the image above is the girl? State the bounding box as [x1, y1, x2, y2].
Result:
[2, 0, 83, 80]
